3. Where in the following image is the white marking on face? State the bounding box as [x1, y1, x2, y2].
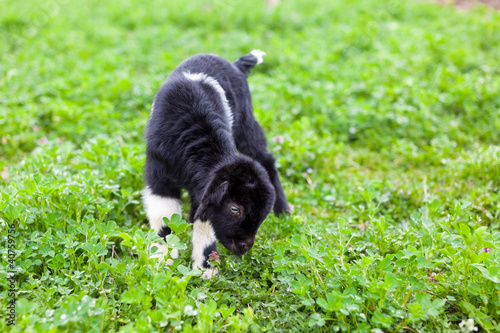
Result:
[191, 219, 218, 278]
[182, 71, 233, 128]
[142, 186, 182, 232]
[250, 49, 266, 65]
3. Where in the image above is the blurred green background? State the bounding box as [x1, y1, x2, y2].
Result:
[1, 0, 499, 332]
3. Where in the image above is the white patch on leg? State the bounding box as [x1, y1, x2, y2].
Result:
[142, 186, 182, 232]
[182, 72, 233, 128]
[250, 49, 266, 65]
[191, 219, 218, 278]
[143, 186, 182, 262]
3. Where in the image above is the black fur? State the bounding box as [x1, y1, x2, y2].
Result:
[157, 225, 170, 241]
[202, 243, 218, 269]
[145, 52, 290, 260]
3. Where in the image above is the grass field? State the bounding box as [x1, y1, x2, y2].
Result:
[1, 0, 500, 331]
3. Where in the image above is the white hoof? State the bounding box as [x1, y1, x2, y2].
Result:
[150, 243, 177, 266]
[192, 261, 218, 279]
[150, 242, 167, 259]
[200, 267, 219, 279]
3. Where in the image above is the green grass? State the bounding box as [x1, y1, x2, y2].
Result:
[1, 0, 500, 331]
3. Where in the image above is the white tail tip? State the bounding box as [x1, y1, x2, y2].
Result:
[250, 49, 266, 65]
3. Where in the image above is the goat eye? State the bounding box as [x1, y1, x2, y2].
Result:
[230, 205, 240, 215]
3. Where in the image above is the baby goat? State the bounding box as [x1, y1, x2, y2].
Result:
[143, 51, 289, 278]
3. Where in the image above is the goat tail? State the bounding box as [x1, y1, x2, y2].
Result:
[233, 50, 266, 75]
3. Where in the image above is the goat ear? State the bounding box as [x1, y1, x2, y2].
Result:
[212, 180, 229, 203]
[194, 180, 229, 220]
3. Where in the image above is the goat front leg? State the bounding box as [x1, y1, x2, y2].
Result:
[191, 219, 218, 279]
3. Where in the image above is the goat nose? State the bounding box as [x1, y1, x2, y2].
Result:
[239, 240, 254, 252]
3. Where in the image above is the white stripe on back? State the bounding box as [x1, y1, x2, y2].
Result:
[183, 71, 233, 128]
